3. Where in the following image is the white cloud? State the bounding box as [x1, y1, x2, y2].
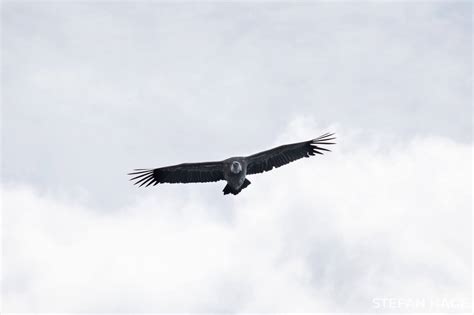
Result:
[1, 1, 472, 313]
[2, 122, 471, 312]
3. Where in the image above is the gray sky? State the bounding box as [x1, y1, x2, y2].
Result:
[1, 1, 472, 313]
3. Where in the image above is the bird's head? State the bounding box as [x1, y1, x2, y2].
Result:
[230, 161, 242, 174]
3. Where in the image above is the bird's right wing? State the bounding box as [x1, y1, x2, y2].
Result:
[128, 161, 225, 187]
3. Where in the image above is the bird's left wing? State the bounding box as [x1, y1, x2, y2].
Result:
[128, 161, 225, 187]
[246, 133, 335, 175]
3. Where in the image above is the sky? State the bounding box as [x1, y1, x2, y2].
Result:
[1, 0, 472, 313]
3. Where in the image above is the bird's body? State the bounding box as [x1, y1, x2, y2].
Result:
[222, 158, 249, 195]
[129, 133, 335, 195]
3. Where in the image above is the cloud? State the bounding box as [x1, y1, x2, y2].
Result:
[2, 123, 471, 312]
[1, 1, 472, 313]
[1, 1, 472, 209]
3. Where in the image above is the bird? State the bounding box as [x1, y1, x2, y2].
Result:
[128, 132, 335, 195]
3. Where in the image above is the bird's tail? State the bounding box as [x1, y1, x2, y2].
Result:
[223, 179, 251, 195]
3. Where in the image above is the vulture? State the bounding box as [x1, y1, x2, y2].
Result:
[129, 133, 335, 195]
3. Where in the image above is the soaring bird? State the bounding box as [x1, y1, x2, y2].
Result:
[129, 133, 335, 195]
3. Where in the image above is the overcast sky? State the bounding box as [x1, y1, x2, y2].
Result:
[1, 1, 472, 313]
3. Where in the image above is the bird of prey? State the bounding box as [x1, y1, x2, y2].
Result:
[129, 133, 335, 195]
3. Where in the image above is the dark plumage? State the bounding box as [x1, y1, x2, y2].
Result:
[129, 133, 335, 195]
